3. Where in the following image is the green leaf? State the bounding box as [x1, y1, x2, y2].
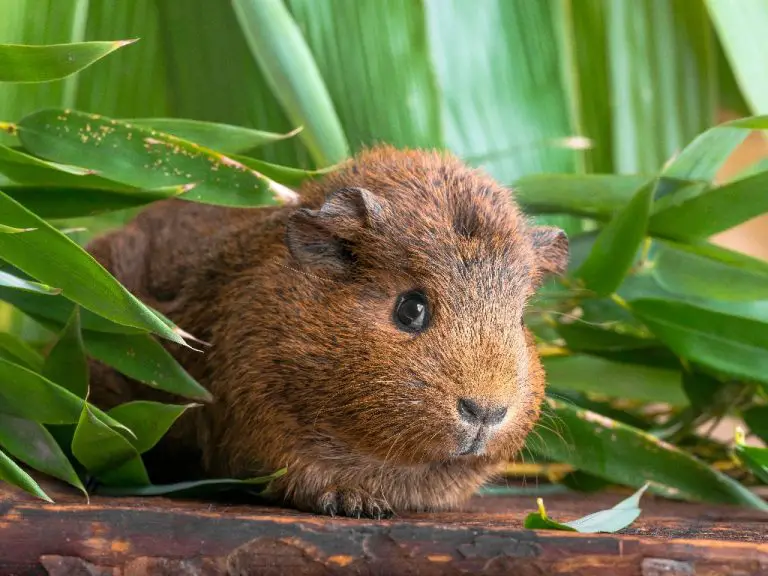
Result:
[128, 118, 302, 154]
[514, 174, 648, 220]
[734, 428, 768, 485]
[71, 401, 149, 486]
[576, 180, 654, 295]
[96, 468, 287, 497]
[706, 0, 768, 114]
[286, 0, 442, 151]
[108, 401, 197, 454]
[0, 445, 52, 502]
[742, 406, 768, 445]
[15, 109, 299, 207]
[630, 298, 768, 388]
[0, 189, 184, 344]
[232, 0, 349, 166]
[606, 0, 715, 174]
[0, 143, 94, 179]
[650, 170, 768, 240]
[544, 355, 686, 406]
[0, 269, 60, 294]
[563, 483, 649, 533]
[0, 356, 129, 432]
[523, 498, 577, 532]
[426, 0, 575, 184]
[84, 332, 212, 402]
[3, 183, 188, 219]
[0, 39, 135, 82]
[0, 413, 85, 494]
[530, 397, 767, 509]
[651, 241, 768, 301]
[681, 368, 724, 413]
[661, 115, 768, 181]
[0, 331, 43, 370]
[42, 307, 88, 397]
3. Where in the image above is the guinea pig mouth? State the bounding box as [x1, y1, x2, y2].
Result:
[456, 427, 493, 457]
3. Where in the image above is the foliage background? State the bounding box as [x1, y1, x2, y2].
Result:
[1, 0, 768, 509]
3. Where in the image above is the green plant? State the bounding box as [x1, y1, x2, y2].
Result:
[1, 1, 768, 510]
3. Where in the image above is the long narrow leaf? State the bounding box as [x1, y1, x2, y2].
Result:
[0, 445, 52, 502]
[42, 307, 88, 397]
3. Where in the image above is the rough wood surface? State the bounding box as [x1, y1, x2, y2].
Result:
[1, 481, 766, 575]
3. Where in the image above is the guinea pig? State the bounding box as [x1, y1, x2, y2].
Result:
[86, 145, 569, 518]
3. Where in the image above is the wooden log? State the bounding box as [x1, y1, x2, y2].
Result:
[1, 481, 766, 575]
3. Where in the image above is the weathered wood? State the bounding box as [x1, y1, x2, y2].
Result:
[1, 481, 766, 575]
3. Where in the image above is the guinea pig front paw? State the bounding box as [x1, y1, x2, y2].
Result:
[316, 488, 394, 520]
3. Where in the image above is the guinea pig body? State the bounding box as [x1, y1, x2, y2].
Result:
[87, 146, 568, 518]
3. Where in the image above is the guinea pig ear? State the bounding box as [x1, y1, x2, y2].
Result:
[285, 187, 383, 275]
[530, 226, 569, 277]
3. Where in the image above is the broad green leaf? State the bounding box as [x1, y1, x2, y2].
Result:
[15, 109, 299, 207]
[734, 428, 768, 484]
[651, 241, 768, 301]
[662, 115, 768, 181]
[0, 39, 134, 82]
[108, 401, 197, 454]
[96, 468, 287, 497]
[631, 298, 768, 388]
[606, 0, 715, 174]
[42, 307, 88, 397]
[0, 284, 146, 335]
[554, 0, 611, 174]
[84, 332, 212, 402]
[523, 498, 577, 532]
[287, 0, 442, 151]
[71, 402, 149, 486]
[706, 0, 768, 114]
[0, 356, 129, 431]
[544, 355, 686, 406]
[0, 413, 85, 494]
[514, 174, 648, 220]
[743, 406, 768, 445]
[563, 483, 649, 533]
[3, 183, 189, 219]
[530, 398, 767, 509]
[0, 142, 93, 177]
[576, 180, 654, 295]
[650, 170, 768, 240]
[0, 445, 52, 502]
[232, 0, 349, 166]
[425, 0, 575, 184]
[128, 118, 302, 154]
[0, 332, 43, 370]
[0, 269, 60, 294]
[0, 189, 183, 344]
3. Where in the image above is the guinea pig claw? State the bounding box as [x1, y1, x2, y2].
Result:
[316, 488, 393, 520]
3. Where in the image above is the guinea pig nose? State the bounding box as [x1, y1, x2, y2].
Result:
[457, 398, 508, 425]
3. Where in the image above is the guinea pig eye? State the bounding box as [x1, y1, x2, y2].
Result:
[394, 291, 429, 333]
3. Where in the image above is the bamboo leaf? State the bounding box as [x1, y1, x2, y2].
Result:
[15, 109, 299, 207]
[0, 445, 52, 502]
[71, 401, 149, 486]
[631, 298, 768, 388]
[84, 332, 212, 402]
[706, 0, 768, 114]
[0, 332, 43, 370]
[531, 397, 767, 509]
[734, 428, 768, 484]
[0, 189, 184, 343]
[128, 118, 301, 154]
[576, 180, 654, 295]
[0, 39, 134, 83]
[108, 401, 198, 454]
[0, 269, 60, 295]
[232, 0, 349, 166]
[0, 413, 85, 494]
[42, 307, 88, 398]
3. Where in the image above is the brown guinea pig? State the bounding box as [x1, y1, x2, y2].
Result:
[86, 145, 568, 518]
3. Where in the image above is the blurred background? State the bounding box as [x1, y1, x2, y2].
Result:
[1, 0, 765, 252]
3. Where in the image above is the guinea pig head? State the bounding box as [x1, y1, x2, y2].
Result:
[283, 156, 568, 467]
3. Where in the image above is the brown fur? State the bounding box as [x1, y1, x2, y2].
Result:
[86, 146, 568, 518]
